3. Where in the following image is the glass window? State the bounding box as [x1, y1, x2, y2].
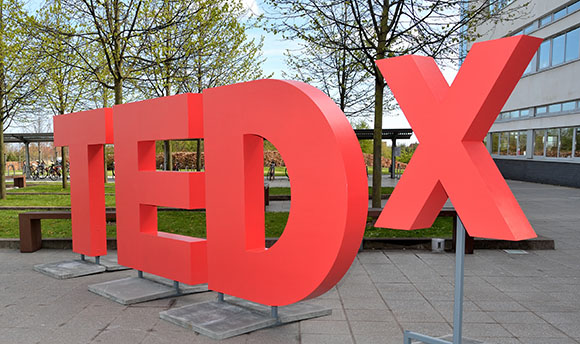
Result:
[511, 110, 520, 119]
[538, 40, 551, 69]
[520, 109, 530, 117]
[540, 15, 552, 27]
[553, 8, 566, 20]
[562, 101, 576, 111]
[523, 23, 535, 34]
[534, 130, 545, 156]
[514, 30, 523, 36]
[492, 132, 500, 154]
[575, 128, 580, 157]
[500, 132, 509, 155]
[518, 131, 527, 156]
[560, 128, 574, 157]
[569, 1, 580, 13]
[565, 28, 580, 62]
[552, 34, 565, 66]
[549, 103, 562, 113]
[536, 106, 547, 115]
[508, 132, 518, 155]
[546, 129, 559, 157]
[524, 57, 534, 74]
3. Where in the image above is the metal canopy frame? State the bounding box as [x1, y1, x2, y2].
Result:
[354, 128, 414, 179]
[4, 133, 55, 144]
[4, 133, 56, 178]
[354, 128, 412, 140]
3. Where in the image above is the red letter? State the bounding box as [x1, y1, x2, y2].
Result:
[114, 94, 207, 284]
[204, 80, 367, 306]
[374, 36, 541, 240]
[53, 109, 113, 257]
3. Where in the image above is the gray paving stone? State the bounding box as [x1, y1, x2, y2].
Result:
[159, 300, 277, 340]
[33, 259, 106, 279]
[86, 253, 131, 271]
[225, 297, 332, 323]
[88, 276, 208, 305]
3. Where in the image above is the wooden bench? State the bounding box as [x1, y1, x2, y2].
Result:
[6, 175, 26, 188]
[367, 207, 474, 254]
[19, 211, 116, 253]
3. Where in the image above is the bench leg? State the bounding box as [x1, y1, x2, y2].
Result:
[19, 217, 42, 253]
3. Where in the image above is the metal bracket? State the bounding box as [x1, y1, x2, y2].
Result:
[402, 217, 466, 344]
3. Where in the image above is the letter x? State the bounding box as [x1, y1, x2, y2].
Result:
[375, 36, 541, 240]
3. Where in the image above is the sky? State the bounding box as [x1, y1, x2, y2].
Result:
[244, 0, 460, 143]
[23, 0, 462, 143]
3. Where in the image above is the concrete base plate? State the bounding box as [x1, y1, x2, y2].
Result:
[34, 260, 106, 280]
[159, 298, 332, 340]
[412, 335, 485, 344]
[226, 297, 332, 323]
[86, 253, 130, 271]
[435, 335, 484, 344]
[88, 276, 208, 305]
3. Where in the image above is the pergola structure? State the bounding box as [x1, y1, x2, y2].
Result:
[354, 128, 413, 178]
[4, 133, 56, 178]
[4, 129, 414, 179]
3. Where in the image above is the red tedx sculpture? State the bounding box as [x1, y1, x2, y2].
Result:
[374, 35, 540, 240]
[114, 94, 208, 284]
[204, 80, 367, 305]
[53, 109, 113, 257]
[52, 35, 539, 307]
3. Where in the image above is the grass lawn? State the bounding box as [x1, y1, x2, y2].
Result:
[263, 167, 287, 176]
[0, 182, 452, 239]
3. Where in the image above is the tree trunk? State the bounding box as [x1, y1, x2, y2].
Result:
[0, 124, 5, 200]
[196, 139, 202, 171]
[371, 75, 385, 208]
[104, 146, 108, 183]
[114, 79, 123, 105]
[164, 141, 172, 170]
[61, 146, 68, 189]
[0, 0, 5, 198]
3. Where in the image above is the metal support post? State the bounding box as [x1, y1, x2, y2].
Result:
[453, 219, 466, 344]
[138, 270, 143, 278]
[80, 254, 85, 261]
[391, 138, 397, 179]
[400, 217, 467, 344]
[24, 143, 30, 178]
[174, 281, 180, 294]
[217, 292, 224, 302]
[95, 256, 100, 265]
[271, 306, 278, 319]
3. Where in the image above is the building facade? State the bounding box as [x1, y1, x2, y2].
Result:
[476, 0, 580, 187]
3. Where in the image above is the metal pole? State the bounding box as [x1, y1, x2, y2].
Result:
[391, 138, 396, 179]
[25, 143, 30, 178]
[174, 281, 180, 294]
[453, 218, 466, 344]
[95, 256, 100, 265]
[217, 292, 224, 302]
[138, 270, 143, 278]
[271, 306, 278, 320]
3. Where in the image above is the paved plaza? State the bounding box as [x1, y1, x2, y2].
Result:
[0, 180, 579, 343]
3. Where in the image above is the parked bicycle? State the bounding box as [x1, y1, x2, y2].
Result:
[47, 162, 62, 181]
[31, 161, 48, 180]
